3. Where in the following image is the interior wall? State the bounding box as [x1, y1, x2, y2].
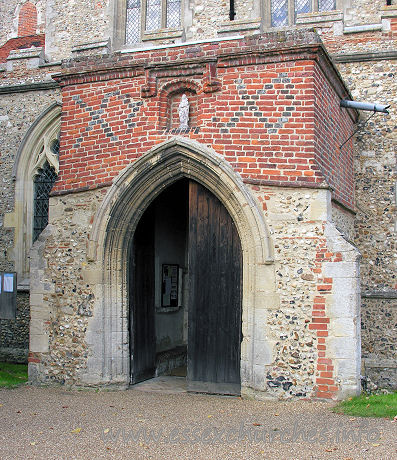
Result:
[153, 179, 188, 353]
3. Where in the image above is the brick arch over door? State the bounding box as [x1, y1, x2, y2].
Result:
[83, 137, 276, 393]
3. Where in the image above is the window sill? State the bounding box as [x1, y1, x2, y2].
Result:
[17, 278, 30, 292]
[71, 40, 111, 57]
[155, 305, 182, 313]
[142, 29, 183, 42]
[343, 24, 382, 34]
[218, 18, 261, 35]
[381, 5, 397, 18]
[295, 10, 343, 25]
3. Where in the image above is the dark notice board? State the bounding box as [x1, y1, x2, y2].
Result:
[0, 272, 17, 320]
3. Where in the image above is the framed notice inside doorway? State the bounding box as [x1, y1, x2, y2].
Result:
[161, 264, 179, 308]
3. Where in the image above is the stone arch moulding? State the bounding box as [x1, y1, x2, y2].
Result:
[83, 137, 276, 393]
[5, 102, 61, 284]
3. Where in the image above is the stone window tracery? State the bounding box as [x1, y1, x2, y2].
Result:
[32, 138, 59, 243]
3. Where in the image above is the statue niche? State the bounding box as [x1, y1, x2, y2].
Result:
[178, 94, 190, 129]
[167, 89, 197, 131]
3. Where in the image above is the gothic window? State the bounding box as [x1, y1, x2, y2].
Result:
[4, 103, 61, 284]
[125, 0, 182, 44]
[33, 150, 58, 243]
[146, 0, 162, 31]
[270, 0, 336, 27]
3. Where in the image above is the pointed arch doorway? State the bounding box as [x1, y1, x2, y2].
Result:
[85, 137, 274, 393]
[130, 178, 243, 395]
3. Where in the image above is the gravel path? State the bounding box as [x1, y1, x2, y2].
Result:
[0, 385, 395, 459]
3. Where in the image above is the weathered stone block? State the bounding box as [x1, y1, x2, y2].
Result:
[30, 333, 49, 353]
[328, 337, 360, 359]
[326, 293, 359, 318]
[329, 317, 357, 337]
[323, 261, 359, 279]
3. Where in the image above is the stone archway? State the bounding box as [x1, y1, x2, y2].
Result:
[82, 137, 277, 394]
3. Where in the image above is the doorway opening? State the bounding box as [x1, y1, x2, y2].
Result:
[129, 178, 242, 395]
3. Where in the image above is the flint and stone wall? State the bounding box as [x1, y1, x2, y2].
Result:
[0, 85, 60, 361]
[0, 0, 46, 44]
[28, 153, 360, 400]
[320, 8, 397, 389]
[361, 296, 397, 389]
[0, 292, 29, 362]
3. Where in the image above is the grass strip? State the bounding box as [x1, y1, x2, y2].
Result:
[0, 362, 28, 388]
[333, 392, 397, 419]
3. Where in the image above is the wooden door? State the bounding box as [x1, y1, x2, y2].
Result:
[188, 180, 242, 395]
[129, 206, 156, 384]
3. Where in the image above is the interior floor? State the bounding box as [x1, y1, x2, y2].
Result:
[132, 376, 187, 394]
[168, 365, 187, 377]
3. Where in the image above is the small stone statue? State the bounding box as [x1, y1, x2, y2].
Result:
[178, 93, 189, 129]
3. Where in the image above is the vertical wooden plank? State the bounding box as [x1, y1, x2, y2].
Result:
[187, 181, 197, 384]
[213, 196, 226, 384]
[130, 205, 156, 384]
[188, 180, 242, 395]
[206, 190, 220, 383]
[231, 218, 243, 383]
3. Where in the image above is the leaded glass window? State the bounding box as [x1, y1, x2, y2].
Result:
[166, 0, 181, 28]
[125, 0, 181, 44]
[126, 0, 142, 44]
[146, 0, 161, 31]
[51, 138, 60, 158]
[295, 0, 312, 18]
[33, 161, 57, 242]
[271, 0, 288, 27]
[270, 0, 336, 27]
[318, 0, 335, 11]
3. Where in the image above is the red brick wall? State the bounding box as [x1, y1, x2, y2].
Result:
[322, 29, 397, 55]
[0, 35, 45, 63]
[18, 2, 38, 37]
[18, 2, 37, 37]
[313, 64, 355, 209]
[53, 34, 356, 209]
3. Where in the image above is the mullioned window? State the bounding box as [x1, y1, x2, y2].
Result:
[125, 0, 182, 44]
